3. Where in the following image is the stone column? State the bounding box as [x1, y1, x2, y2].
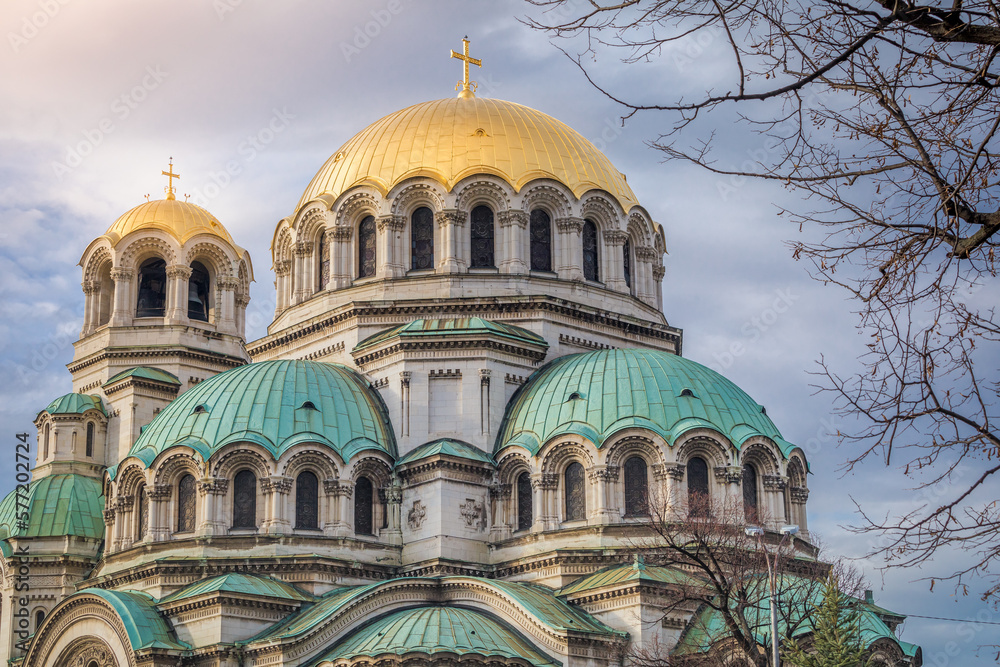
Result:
[588, 465, 619, 524]
[715, 466, 743, 507]
[635, 245, 658, 306]
[102, 508, 116, 554]
[497, 210, 528, 274]
[235, 293, 250, 338]
[115, 496, 134, 551]
[488, 482, 512, 542]
[603, 230, 629, 293]
[381, 479, 403, 545]
[109, 268, 134, 327]
[661, 463, 685, 517]
[330, 226, 353, 289]
[555, 217, 584, 281]
[436, 209, 467, 273]
[216, 276, 239, 333]
[292, 241, 314, 304]
[377, 215, 406, 278]
[790, 486, 809, 537]
[147, 484, 172, 541]
[165, 264, 192, 323]
[532, 473, 558, 531]
[653, 264, 665, 311]
[81, 281, 99, 336]
[197, 477, 228, 536]
[763, 474, 788, 526]
[262, 476, 293, 534]
[274, 260, 292, 315]
[334, 480, 354, 536]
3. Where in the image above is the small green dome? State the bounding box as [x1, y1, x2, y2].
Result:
[40, 393, 105, 417]
[122, 360, 396, 474]
[354, 317, 547, 352]
[0, 474, 105, 544]
[318, 606, 557, 666]
[496, 349, 796, 456]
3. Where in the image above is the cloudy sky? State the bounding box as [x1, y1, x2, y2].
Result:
[0, 1, 995, 663]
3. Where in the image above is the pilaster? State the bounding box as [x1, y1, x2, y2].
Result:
[436, 209, 467, 274]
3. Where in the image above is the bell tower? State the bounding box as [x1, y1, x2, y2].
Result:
[71, 163, 254, 464]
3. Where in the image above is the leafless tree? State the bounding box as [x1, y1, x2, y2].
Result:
[628, 493, 864, 666]
[523, 0, 1000, 603]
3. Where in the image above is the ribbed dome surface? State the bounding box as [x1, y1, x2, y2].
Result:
[297, 96, 638, 211]
[105, 197, 236, 246]
[496, 349, 796, 456]
[122, 360, 396, 473]
[319, 606, 557, 666]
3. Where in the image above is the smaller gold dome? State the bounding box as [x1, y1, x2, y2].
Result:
[105, 198, 236, 246]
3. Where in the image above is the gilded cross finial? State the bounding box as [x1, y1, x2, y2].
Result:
[450, 36, 481, 99]
[161, 157, 180, 200]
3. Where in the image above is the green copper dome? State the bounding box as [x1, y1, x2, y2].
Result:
[40, 393, 106, 417]
[0, 474, 105, 546]
[122, 360, 396, 474]
[317, 606, 558, 666]
[496, 349, 797, 456]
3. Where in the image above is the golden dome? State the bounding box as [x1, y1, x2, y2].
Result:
[296, 97, 638, 212]
[105, 197, 236, 246]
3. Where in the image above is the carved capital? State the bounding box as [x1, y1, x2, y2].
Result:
[762, 474, 787, 490]
[532, 473, 558, 490]
[274, 260, 292, 277]
[636, 245, 659, 262]
[110, 268, 134, 282]
[790, 486, 810, 503]
[332, 226, 354, 241]
[714, 465, 743, 484]
[653, 265, 665, 281]
[603, 229, 629, 246]
[660, 463, 685, 481]
[103, 508, 116, 526]
[555, 217, 584, 233]
[261, 475, 293, 494]
[497, 209, 528, 228]
[82, 280, 100, 295]
[436, 209, 467, 227]
[400, 371, 412, 388]
[294, 241, 314, 257]
[166, 264, 193, 280]
[217, 276, 240, 291]
[146, 484, 172, 501]
[198, 477, 229, 495]
[489, 483, 511, 500]
[479, 368, 491, 385]
[377, 214, 406, 232]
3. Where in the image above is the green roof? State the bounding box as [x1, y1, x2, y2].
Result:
[557, 559, 700, 596]
[105, 366, 181, 387]
[41, 393, 106, 416]
[0, 474, 104, 541]
[160, 573, 314, 604]
[318, 606, 558, 667]
[355, 317, 547, 352]
[496, 349, 796, 456]
[73, 589, 189, 651]
[396, 438, 494, 466]
[118, 360, 396, 478]
[249, 583, 381, 641]
[672, 574, 914, 658]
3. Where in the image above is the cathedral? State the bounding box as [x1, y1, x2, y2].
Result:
[1, 41, 921, 667]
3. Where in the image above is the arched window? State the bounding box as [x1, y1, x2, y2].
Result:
[358, 215, 377, 278]
[34, 610, 44, 632]
[410, 206, 435, 270]
[177, 474, 196, 533]
[137, 485, 149, 539]
[687, 456, 710, 515]
[582, 219, 600, 281]
[743, 463, 759, 521]
[136, 257, 167, 317]
[97, 262, 113, 326]
[516, 472, 533, 532]
[318, 233, 329, 292]
[623, 238, 632, 290]
[564, 462, 587, 522]
[43, 423, 50, 459]
[232, 470, 257, 529]
[188, 261, 210, 321]
[296, 471, 319, 530]
[355, 476, 374, 535]
[85, 423, 94, 458]
[529, 209, 552, 272]
[470, 205, 495, 268]
[624, 456, 649, 517]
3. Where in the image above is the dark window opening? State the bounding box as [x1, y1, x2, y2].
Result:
[743, 463, 759, 521]
[358, 215, 376, 278]
[624, 456, 649, 517]
[623, 239, 632, 289]
[296, 471, 320, 530]
[85, 423, 94, 457]
[232, 470, 257, 529]
[516, 472, 533, 532]
[564, 462, 587, 521]
[583, 219, 599, 281]
[687, 457, 710, 516]
[177, 474, 196, 532]
[318, 233, 329, 291]
[410, 207, 435, 270]
[355, 476, 374, 535]
[529, 209, 552, 272]
[188, 261, 210, 321]
[470, 205, 495, 268]
[137, 485, 149, 539]
[136, 258, 167, 317]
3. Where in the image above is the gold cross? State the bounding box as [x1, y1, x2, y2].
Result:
[450, 36, 481, 98]
[162, 157, 180, 200]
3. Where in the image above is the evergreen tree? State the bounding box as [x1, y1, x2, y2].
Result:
[782, 575, 869, 667]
